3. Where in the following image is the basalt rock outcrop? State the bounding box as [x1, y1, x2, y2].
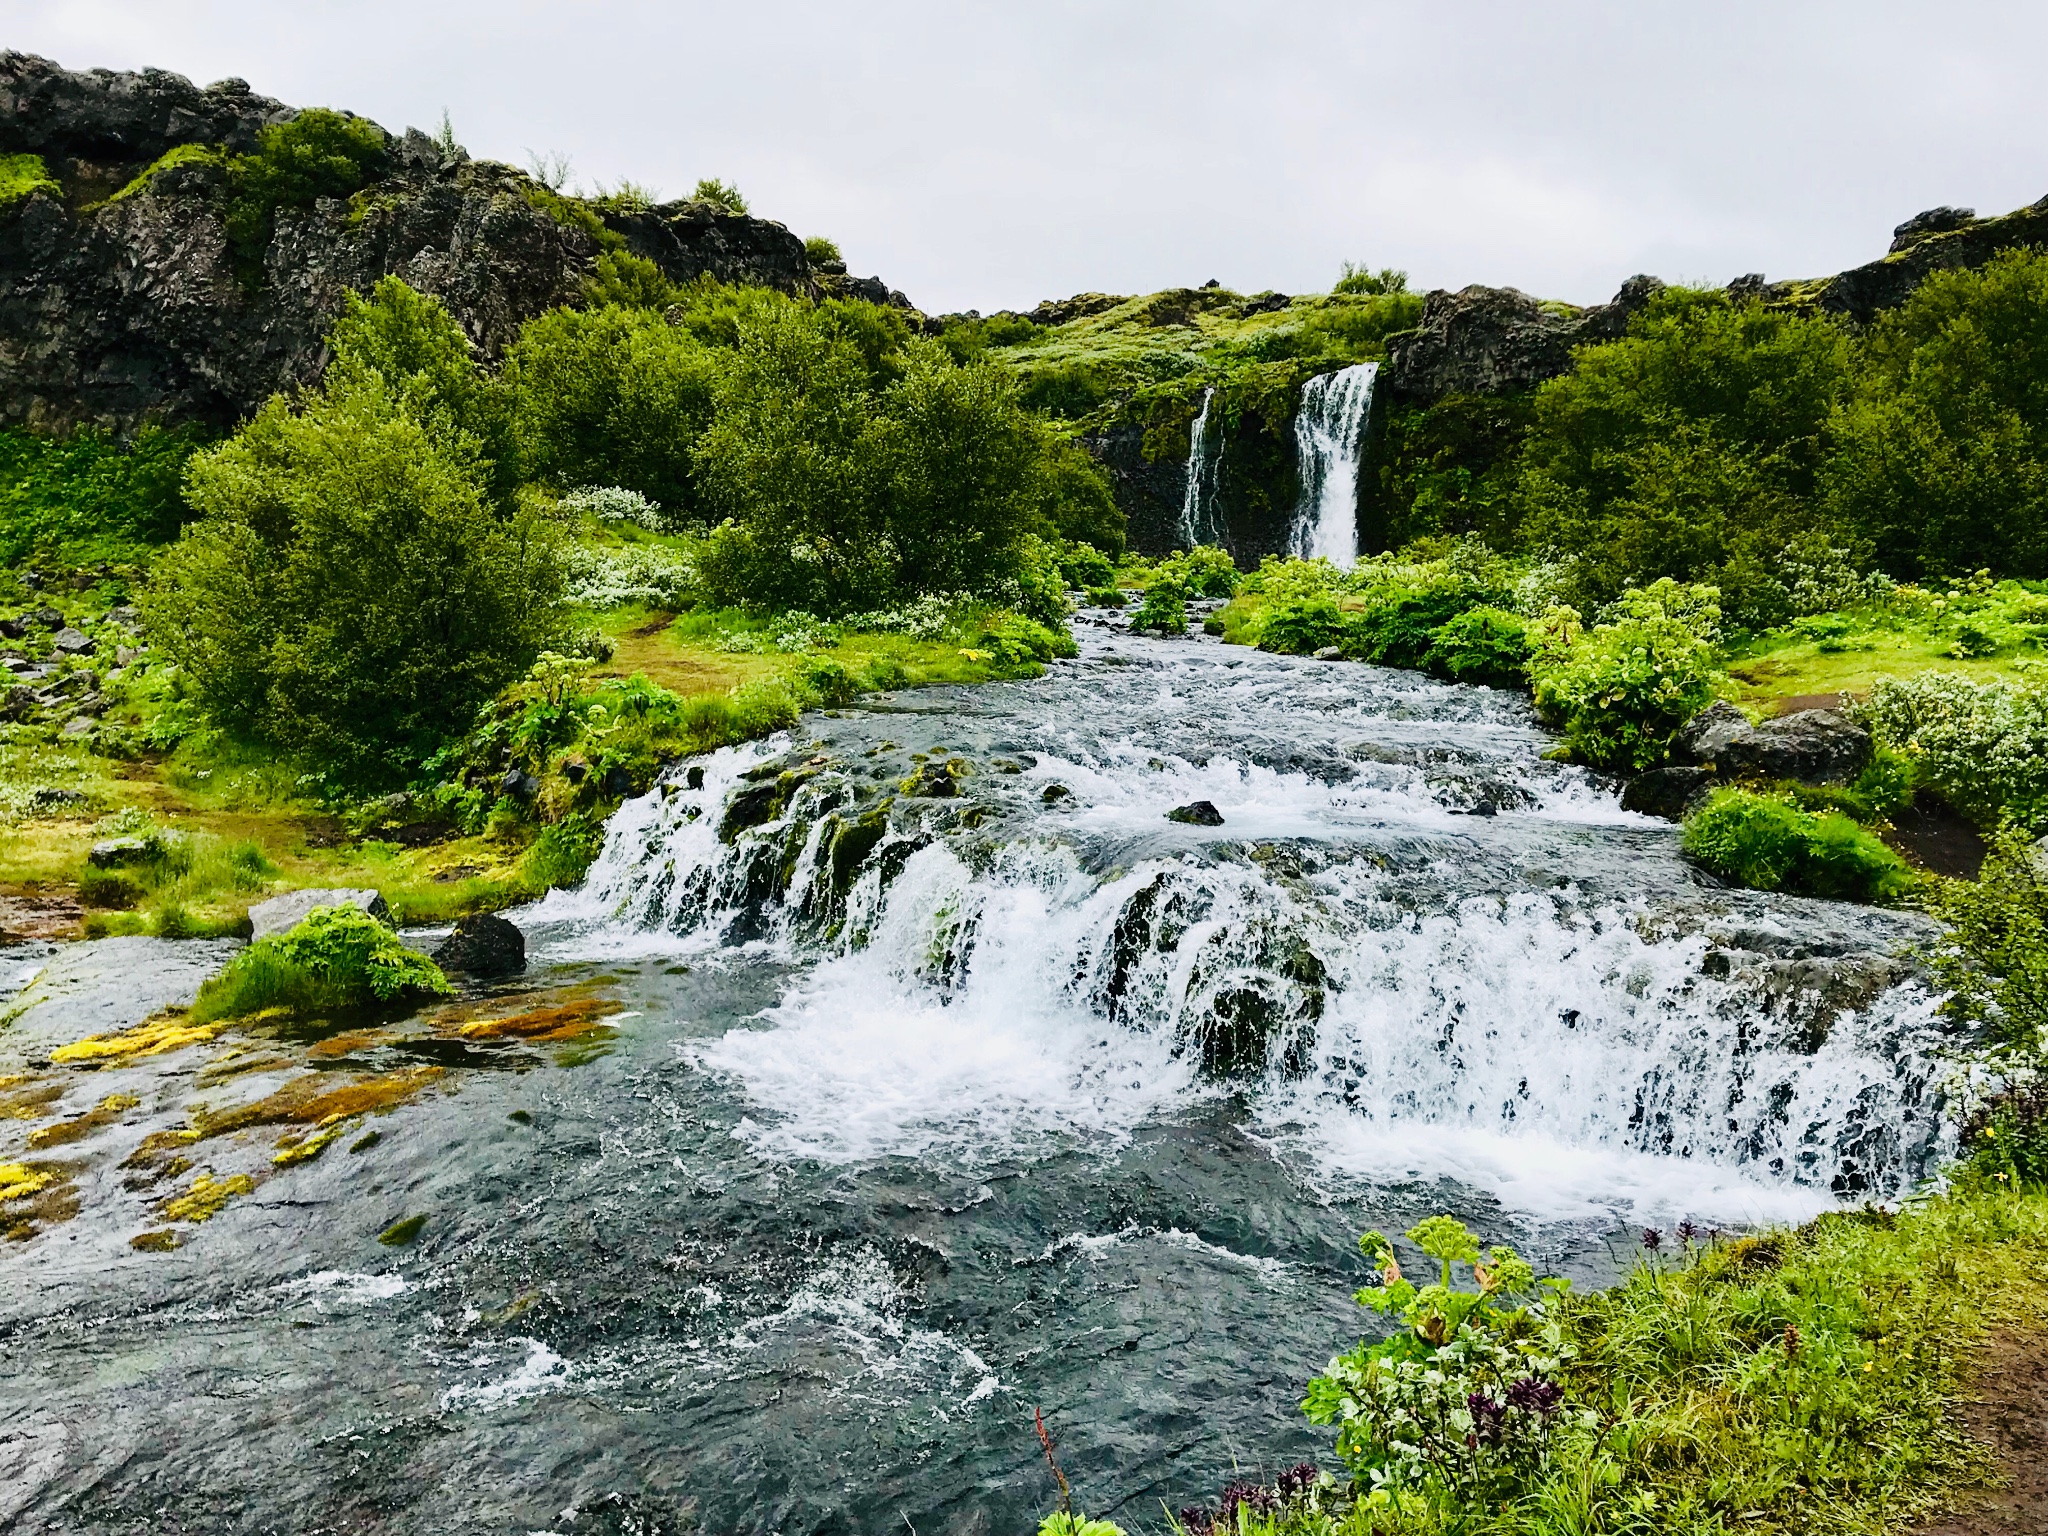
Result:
[1777, 194, 2048, 324]
[1380, 274, 1663, 405]
[0, 52, 879, 434]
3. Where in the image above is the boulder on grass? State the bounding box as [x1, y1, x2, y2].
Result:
[248, 888, 390, 941]
[431, 911, 526, 977]
[1669, 702, 1752, 767]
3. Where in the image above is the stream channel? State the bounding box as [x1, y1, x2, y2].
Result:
[0, 618, 1951, 1534]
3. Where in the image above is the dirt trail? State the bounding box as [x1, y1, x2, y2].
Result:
[1919, 1330, 2048, 1535]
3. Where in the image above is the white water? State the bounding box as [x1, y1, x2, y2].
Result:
[1290, 362, 1378, 567]
[1178, 386, 1226, 549]
[554, 635, 1946, 1228]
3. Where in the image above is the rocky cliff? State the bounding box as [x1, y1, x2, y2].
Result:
[0, 53, 915, 435]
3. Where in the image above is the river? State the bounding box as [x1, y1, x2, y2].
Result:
[0, 618, 1949, 1533]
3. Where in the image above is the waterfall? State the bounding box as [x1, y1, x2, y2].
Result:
[1178, 387, 1226, 549]
[551, 635, 1946, 1222]
[1289, 362, 1378, 567]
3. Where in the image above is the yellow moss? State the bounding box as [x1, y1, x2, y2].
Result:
[306, 1028, 392, 1060]
[194, 1065, 445, 1138]
[0, 1162, 52, 1203]
[273, 1113, 355, 1166]
[24, 1091, 141, 1150]
[160, 1171, 256, 1223]
[129, 1229, 181, 1252]
[52, 1011, 225, 1065]
[0, 1079, 63, 1120]
[456, 997, 623, 1043]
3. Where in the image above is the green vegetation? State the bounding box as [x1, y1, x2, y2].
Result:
[90, 143, 225, 210]
[1681, 788, 1915, 901]
[692, 177, 747, 214]
[190, 903, 450, 1023]
[224, 109, 388, 275]
[804, 235, 843, 266]
[144, 279, 565, 785]
[1, 424, 208, 565]
[1054, 1185, 2048, 1536]
[1332, 261, 1408, 296]
[0, 152, 60, 209]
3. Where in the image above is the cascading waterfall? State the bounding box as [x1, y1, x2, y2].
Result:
[1178, 387, 1226, 548]
[558, 633, 1946, 1223]
[1289, 361, 1378, 567]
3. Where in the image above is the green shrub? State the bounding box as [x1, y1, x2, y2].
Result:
[1129, 580, 1188, 636]
[803, 235, 842, 266]
[973, 611, 1076, 672]
[77, 870, 141, 909]
[1008, 534, 1072, 631]
[519, 815, 606, 891]
[1332, 261, 1408, 296]
[1052, 539, 1116, 590]
[1034, 438, 1125, 555]
[1426, 605, 1531, 686]
[1858, 671, 2048, 831]
[225, 109, 388, 272]
[1340, 583, 1476, 667]
[1083, 585, 1124, 608]
[145, 281, 567, 786]
[692, 177, 747, 214]
[1682, 788, 1913, 902]
[1257, 594, 1343, 654]
[1530, 581, 1723, 770]
[0, 424, 208, 564]
[1159, 544, 1240, 598]
[191, 904, 449, 1023]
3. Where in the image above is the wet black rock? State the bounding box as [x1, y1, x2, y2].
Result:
[1166, 800, 1225, 826]
[432, 911, 526, 977]
[1717, 709, 1872, 784]
[499, 768, 540, 800]
[1621, 766, 1716, 821]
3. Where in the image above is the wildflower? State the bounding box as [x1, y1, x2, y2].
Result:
[1177, 1508, 1214, 1536]
[1507, 1376, 1564, 1415]
[1641, 1226, 1662, 1252]
[1275, 1464, 1319, 1499]
[1675, 1219, 1699, 1244]
[1467, 1391, 1508, 1446]
[1784, 1323, 1801, 1358]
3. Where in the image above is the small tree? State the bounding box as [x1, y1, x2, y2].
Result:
[146, 282, 566, 785]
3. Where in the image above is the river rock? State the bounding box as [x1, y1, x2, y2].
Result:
[1622, 766, 1716, 820]
[1166, 800, 1225, 826]
[51, 627, 93, 655]
[1716, 709, 1872, 784]
[0, 934, 242, 1064]
[431, 911, 525, 977]
[1668, 701, 1753, 767]
[247, 887, 390, 940]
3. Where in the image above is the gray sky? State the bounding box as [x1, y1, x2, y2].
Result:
[11, 1, 2047, 314]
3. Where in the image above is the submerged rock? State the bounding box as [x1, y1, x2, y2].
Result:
[0, 934, 241, 1063]
[247, 888, 390, 940]
[1166, 800, 1225, 826]
[431, 912, 526, 978]
[1622, 766, 1716, 821]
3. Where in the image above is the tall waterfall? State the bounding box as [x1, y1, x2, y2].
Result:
[1178, 387, 1226, 548]
[1289, 362, 1378, 567]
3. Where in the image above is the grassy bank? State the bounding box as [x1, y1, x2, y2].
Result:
[1046, 1179, 2048, 1536]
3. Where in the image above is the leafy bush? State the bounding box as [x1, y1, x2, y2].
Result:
[558, 484, 665, 528]
[0, 424, 207, 564]
[519, 814, 606, 890]
[1034, 438, 1125, 556]
[804, 235, 842, 266]
[225, 109, 388, 269]
[563, 541, 695, 608]
[692, 177, 748, 214]
[1857, 671, 2048, 831]
[1682, 788, 1914, 902]
[973, 612, 1077, 672]
[1305, 1216, 1561, 1509]
[1529, 580, 1722, 770]
[1130, 579, 1189, 636]
[1052, 539, 1116, 591]
[145, 280, 567, 785]
[1825, 248, 2048, 580]
[1332, 261, 1408, 296]
[1256, 595, 1343, 654]
[1158, 545, 1240, 598]
[1426, 605, 1531, 686]
[191, 904, 449, 1023]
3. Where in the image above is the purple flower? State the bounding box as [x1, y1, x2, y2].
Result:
[1467, 1391, 1508, 1446]
[1276, 1463, 1319, 1499]
[1641, 1226, 1662, 1252]
[1217, 1481, 1276, 1519]
[1676, 1219, 1699, 1244]
[1177, 1508, 1214, 1536]
[1507, 1376, 1564, 1415]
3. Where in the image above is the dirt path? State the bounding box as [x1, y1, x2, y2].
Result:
[1918, 1330, 2048, 1535]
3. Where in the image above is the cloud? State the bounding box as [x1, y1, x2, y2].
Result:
[12, 0, 2047, 312]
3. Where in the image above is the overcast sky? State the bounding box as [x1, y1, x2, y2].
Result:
[11, 1, 2047, 314]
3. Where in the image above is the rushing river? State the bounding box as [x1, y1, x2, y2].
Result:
[0, 621, 1950, 1534]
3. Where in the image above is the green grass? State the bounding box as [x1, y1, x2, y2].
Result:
[1076, 1180, 2048, 1536]
[0, 153, 60, 208]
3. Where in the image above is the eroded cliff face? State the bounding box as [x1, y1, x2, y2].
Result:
[0, 52, 825, 434]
